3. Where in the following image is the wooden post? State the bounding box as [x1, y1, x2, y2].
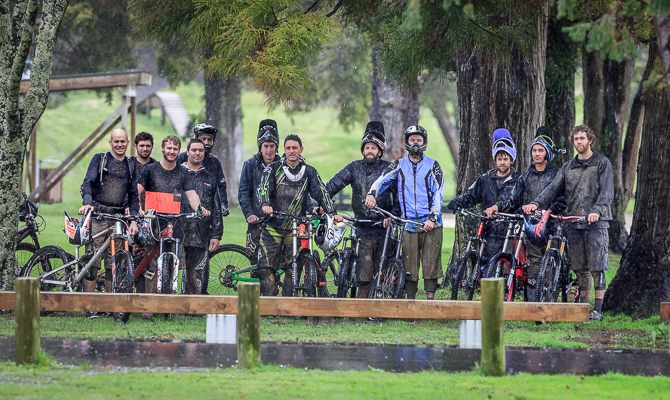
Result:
[147, 95, 152, 120]
[15, 278, 40, 365]
[237, 282, 261, 368]
[481, 278, 505, 376]
[130, 95, 137, 156]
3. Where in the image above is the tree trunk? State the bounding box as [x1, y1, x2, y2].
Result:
[429, 103, 459, 169]
[655, 15, 670, 100]
[545, 8, 577, 165]
[582, 47, 635, 254]
[205, 75, 244, 207]
[0, 0, 70, 290]
[623, 44, 657, 204]
[370, 47, 420, 162]
[450, 2, 548, 275]
[603, 83, 670, 319]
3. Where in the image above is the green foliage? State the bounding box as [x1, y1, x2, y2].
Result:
[132, 0, 335, 106]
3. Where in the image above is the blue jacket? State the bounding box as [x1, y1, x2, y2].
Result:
[369, 156, 444, 232]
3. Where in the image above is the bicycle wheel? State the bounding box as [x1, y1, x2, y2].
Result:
[336, 248, 353, 298]
[484, 252, 516, 301]
[313, 251, 331, 298]
[294, 252, 317, 297]
[450, 250, 478, 300]
[112, 249, 133, 323]
[21, 245, 72, 291]
[159, 252, 175, 294]
[369, 258, 405, 299]
[536, 249, 561, 303]
[206, 244, 254, 295]
[15, 242, 37, 277]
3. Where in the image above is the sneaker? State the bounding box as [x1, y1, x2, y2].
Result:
[85, 312, 99, 319]
[142, 313, 153, 321]
[103, 312, 113, 318]
[589, 310, 603, 321]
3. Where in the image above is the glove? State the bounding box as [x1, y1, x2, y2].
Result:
[221, 206, 230, 217]
[446, 198, 461, 213]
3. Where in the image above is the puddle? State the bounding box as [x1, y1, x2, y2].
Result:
[1, 337, 669, 375]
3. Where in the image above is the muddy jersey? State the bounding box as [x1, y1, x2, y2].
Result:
[137, 162, 195, 197]
[81, 152, 138, 214]
[258, 157, 335, 232]
[177, 152, 228, 209]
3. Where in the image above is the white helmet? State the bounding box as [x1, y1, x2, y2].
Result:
[315, 214, 347, 252]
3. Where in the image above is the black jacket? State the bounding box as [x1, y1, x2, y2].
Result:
[451, 168, 520, 238]
[326, 159, 399, 233]
[177, 152, 228, 210]
[499, 163, 567, 214]
[123, 156, 157, 210]
[179, 164, 223, 248]
[80, 152, 139, 214]
[259, 156, 335, 232]
[239, 153, 280, 220]
[532, 152, 614, 229]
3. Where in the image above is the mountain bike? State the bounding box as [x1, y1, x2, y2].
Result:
[21, 210, 149, 322]
[366, 207, 422, 299]
[204, 243, 256, 295]
[534, 214, 586, 303]
[15, 192, 45, 274]
[334, 215, 379, 298]
[483, 212, 528, 302]
[448, 209, 494, 301]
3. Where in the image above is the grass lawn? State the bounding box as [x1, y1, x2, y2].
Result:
[2, 362, 670, 400]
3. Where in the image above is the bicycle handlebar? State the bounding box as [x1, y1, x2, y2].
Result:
[92, 212, 155, 222]
[273, 211, 320, 222]
[371, 207, 424, 227]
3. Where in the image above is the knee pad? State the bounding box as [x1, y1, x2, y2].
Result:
[592, 271, 606, 290]
[424, 279, 438, 293]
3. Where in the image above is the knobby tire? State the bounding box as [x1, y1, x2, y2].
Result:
[21, 245, 72, 292]
[336, 248, 354, 298]
[536, 249, 561, 303]
[451, 250, 479, 301]
[205, 244, 254, 295]
[112, 250, 134, 323]
[294, 252, 317, 297]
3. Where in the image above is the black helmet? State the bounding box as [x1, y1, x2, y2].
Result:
[257, 119, 279, 152]
[404, 125, 428, 156]
[192, 123, 218, 153]
[361, 121, 387, 157]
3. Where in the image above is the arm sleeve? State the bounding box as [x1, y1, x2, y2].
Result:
[455, 175, 484, 210]
[80, 154, 101, 206]
[326, 163, 353, 197]
[532, 167, 566, 209]
[212, 157, 229, 209]
[429, 161, 445, 220]
[211, 182, 224, 240]
[258, 164, 275, 207]
[182, 169, 196, 192]
[308, 169, 336, 214]
[127, 161, 139, 215]
[498, 176, 524, 213]
[368, 161, 400, 197]
[238, 161, 255, 219]
[590, 158, 615, 217]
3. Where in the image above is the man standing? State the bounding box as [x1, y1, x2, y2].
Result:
[79, 129, 139, 317]
[177, 124, 229, 216]
[124, 131, 156, 215]
[238, 119, 280, 261]
[258, 134, 339, 296]
[137, 135, 209, 299]
[180, 139, 222, 294]
[327, 121, 397, 298]
[523, 125, 613, 321]
[446, 128, 520, 269]
[497, 128, 566, 302]
[365, 126, 445, 300]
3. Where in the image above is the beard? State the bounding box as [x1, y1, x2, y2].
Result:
[364, 154, 377, 164]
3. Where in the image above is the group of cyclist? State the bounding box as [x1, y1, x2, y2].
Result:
[76, 113, 613, 322]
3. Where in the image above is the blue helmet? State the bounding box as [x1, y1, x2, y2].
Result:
[524, 209, 552, 246]
[492, 128, 516, 162]
[530, 126, 555, 162]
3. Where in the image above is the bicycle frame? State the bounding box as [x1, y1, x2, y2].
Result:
[291, 217, 315, 295]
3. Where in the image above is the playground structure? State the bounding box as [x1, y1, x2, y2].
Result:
[21, 70, 189, 202]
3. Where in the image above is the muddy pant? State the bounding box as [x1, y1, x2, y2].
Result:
[258, 226, 293, 296]
[402, 227, 444, 295]
[184, 246, 207, 294]
[356, 232, 385, 286]
[566, 227, 609, 292]
[525, 241, 544, 288]
[246, 222, 262, 263]
[85, 218, 119, 293]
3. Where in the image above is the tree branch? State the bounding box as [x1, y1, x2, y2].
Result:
[326, 0, 342, 17]
[304, 1, 320, 14]
[9, 0, 38, 95]
[468, 18, 504, 42]
[0, 0, 12, 83]
[20, 0, 69, 139]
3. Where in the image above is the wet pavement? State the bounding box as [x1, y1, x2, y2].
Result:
[1, 337, 669, 375]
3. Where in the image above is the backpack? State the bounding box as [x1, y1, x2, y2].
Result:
[97, 152, 134, 187]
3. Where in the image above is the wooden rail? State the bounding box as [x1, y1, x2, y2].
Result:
[0, 292, 589, 322]
[661, 302, 670, 321]
[20, 71, 152, 94]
